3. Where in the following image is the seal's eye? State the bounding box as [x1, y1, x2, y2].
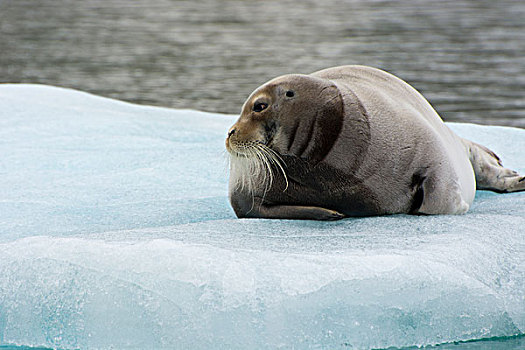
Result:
[253, 102, 268, 113]
[286, 90, 295, 98]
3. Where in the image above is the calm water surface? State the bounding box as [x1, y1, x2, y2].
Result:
[1, 0, 524, 127]
[0, 1, 524, 348]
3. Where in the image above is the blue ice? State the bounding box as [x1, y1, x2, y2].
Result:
[0, 85, 523, 349]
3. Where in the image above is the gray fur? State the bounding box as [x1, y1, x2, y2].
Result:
[462, 139, 525, 193]
[226, 65, 524, 220]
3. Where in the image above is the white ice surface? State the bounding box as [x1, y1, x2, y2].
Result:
[0, 84, 524, 349]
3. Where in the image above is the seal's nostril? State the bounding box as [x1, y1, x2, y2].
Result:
[228, 128, 236, 137]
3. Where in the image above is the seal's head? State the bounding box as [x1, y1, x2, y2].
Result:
[226, 74, 344, 193]
[226, 74, 343, 160]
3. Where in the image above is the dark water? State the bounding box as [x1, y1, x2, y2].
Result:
[1, 0, 525, 128]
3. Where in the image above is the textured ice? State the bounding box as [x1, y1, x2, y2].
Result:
[0, 84, 524, 349]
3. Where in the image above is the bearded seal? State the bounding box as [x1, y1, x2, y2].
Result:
[225, 65, 525, 220]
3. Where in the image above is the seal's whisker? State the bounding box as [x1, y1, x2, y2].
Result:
[229, 140, 289, 199]
[246, 148, 262, 192]
[257, 144, 289, 191]
[237, 146, 265, 196]
[261, 147, 278, 182]
[263, 144, 286, 165]
[253, 146, 273, 196]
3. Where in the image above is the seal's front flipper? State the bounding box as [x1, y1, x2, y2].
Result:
[463, 139, 525, 193]
[251, 203, 345, 221]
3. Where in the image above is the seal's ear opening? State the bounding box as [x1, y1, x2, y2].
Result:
[304, 85, 344, 164]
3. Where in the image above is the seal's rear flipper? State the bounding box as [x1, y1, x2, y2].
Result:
[463, 139, 525, 193]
